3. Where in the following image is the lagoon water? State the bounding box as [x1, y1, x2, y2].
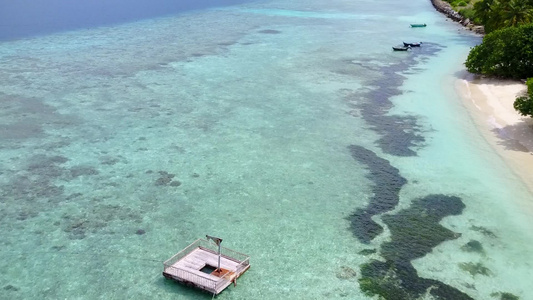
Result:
[1, 0, 533, 299]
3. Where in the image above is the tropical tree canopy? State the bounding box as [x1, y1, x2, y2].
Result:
[465, 23, 533, 79]
[514, 78, 533, 117]
[474, 0, 533, 33]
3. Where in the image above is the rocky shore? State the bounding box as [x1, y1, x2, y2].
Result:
[430, 0, 484, 34]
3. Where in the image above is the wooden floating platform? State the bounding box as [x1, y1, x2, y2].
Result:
[163, 238, 250, 296]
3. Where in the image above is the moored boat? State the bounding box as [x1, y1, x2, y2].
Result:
[403, 42, 422, 47]
[410, 23, 427, 27]
[392, 46, 410, 51]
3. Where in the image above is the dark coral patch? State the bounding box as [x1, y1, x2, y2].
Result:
[359, 195, 472, 299]
[470, 225, 497, 238]
[69, 165, 99, 178]
[358, 249, 377, 256]
[349, 210, 385, 244]
[0, 94, 78, 142]
[155, 171, 175, 186]
[495, 292, 520, 300]
[155, 177, 171, 185]
[344, 43, 445, 156]
[16, 210, 38, 221]
[169, 180, 181, 187]
[62, 204, 143, 239]
[359, 260, 416, 299]
[26, 154, 68, 177]
[380, 195, 465, 262]
[0, 154, 69, 212]
[66, 193, 83, 200]
[336, 266, 357, 280]
[347, 145, 407, 243]
[156, 171, 181, 186]
[64, 219, 90, 240]
[217, 41, 236, 47]
[459, 262, 492, 277]
[99, 155, 120, 165]
[258, 29, 281, 34]
[461, 240, 484, 254]
[360, 260, 473, 300]
[3, 285, 19, 291]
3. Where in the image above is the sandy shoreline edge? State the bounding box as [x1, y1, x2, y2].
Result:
[430, 0, 533, 212]
[456, 74, 533, 194]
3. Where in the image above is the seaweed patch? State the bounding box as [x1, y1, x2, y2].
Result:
[461, 240, 485, 254]
[344, 43, 444, 156]
[155, 170, 181, 187]
[359, 194, 473, 299]
[0, 94, 78, 142]
[62, 203, 143, 240]
[358, 249, 377, 256]
[347, 145, 406, 243]
[470, 225, 498, 238]
[3, 285, 19, 292]
[68, 165, 99, 178]
[491, 292, 520, 300]
[258, 29, 282, 34]
[0, 154, 70, 217]
[459, 262, 492, 277]
[336, 266, 357, 280]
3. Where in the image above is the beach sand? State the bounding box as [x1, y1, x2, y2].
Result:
[457, 74, 533, 196]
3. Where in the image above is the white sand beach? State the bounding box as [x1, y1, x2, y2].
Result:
[458, 74, 533, 195]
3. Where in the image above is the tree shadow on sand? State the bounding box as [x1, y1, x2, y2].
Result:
[491, 119, 533, 153]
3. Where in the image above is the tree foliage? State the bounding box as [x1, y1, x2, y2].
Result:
[474, 0, 533, 32]
[514, 78, 533, 117]
[467, 0, 533, 116]
[465, 23, 533, 79]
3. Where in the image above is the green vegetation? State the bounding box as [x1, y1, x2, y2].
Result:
[443, 0, 480, 20]
[464, 0, 533, 117]
[465, 24, 533, 79]
[474, 0, 533, 33]
[459, 7, 479, 21]
[513, 78, 533, 116]
[444, 0, 533, 31]
[462, 0, 533, 80]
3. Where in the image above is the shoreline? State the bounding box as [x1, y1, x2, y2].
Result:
[456, 74, 533, 193]
[430, 0, 485, 34]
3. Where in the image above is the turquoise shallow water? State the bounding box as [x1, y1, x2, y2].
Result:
[1, 0, 533, 299]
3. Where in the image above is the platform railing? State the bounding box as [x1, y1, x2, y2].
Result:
[175, 267, 218, 291]
[235, 256, 250, 274]
[163, 238, 250, 293]
[197, 240, 250, 262]
[198, 240, 250, 277]
[163, 239, 204, 268]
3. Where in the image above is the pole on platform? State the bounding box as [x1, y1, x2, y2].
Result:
[206, 235, 223, 272]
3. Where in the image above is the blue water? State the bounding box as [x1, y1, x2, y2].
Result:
[1, 0, 533, 299]
[0, 0, 253, 40]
